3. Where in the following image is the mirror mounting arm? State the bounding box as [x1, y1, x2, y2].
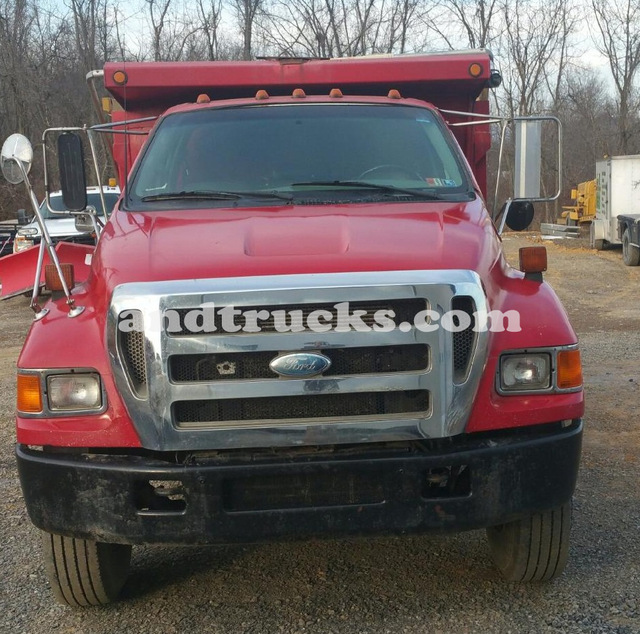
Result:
[498, 199, 512, 235]
[9, 156, 85, 319]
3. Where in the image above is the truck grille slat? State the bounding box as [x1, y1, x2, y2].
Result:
[174, 390, 430, 427]
[170, 344, 429, 382]
[451, 296, 477, 383]
[167, 298, 427, 336]
[118, 311, 148, 397]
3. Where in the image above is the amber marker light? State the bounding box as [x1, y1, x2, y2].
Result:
[196, 94, 211, 104]
[17, 374, 43, 413]
[557, 349, 583, 390]
[519, 246, 548, 273]
[292, 88, 306, 98]
[255, 90, 269, 100]
[387, 89, 402, 99]
[112, 70, 128, 85]
[469, 62, 483, 77]
[44, 263, 75, 292]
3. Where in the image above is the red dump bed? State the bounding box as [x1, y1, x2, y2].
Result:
[103, 51, 493, 195]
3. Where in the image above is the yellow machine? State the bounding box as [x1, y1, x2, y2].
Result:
[561, 179, 596, 226]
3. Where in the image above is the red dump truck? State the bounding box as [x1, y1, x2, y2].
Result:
[0, 51, 583, 606]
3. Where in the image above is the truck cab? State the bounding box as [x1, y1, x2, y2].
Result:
[1, 51, 583, 606]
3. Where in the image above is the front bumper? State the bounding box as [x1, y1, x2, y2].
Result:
[17, 420, 582, 545]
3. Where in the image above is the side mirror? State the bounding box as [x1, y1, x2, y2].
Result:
[58, 132, 87, 212]
[74, 213, 95, 234]
[505, 200, 535, 231]
[16, 209, 29, 225]
[514, 120, 542, 199]
[1, 134, 33, 185]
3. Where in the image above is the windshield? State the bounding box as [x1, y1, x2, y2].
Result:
[39, 192, 119, 219]
[127, 103, 473, 209]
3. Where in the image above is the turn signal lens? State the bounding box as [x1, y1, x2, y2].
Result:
[557, 349, 582, 389]
[17, 374, 42, 413]
[469, 63, 483, 78]
[44, 263, 75, 292]
[519, 246, 547, 273]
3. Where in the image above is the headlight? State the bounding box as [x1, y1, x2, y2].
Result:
[499, 353, 551, 392]
[47, 373, 102, 411]
[13, 236, 34, 252]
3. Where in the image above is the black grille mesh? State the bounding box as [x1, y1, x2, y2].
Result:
[170, 345, 429, 382]
[118, 311, 147, 397]
[174, 390, 429, 426]
[451, 296, 477, 382]
[166, 299, 427, 335]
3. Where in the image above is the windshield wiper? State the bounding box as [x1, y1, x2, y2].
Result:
[141, 190, 293, 202]
[290, 180, 444, 200]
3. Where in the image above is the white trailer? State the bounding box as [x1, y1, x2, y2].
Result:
[591, 155, 640, 250]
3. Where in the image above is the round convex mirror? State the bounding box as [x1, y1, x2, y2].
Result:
[1, 134, 33, 185]
[505, 200, 535, 232]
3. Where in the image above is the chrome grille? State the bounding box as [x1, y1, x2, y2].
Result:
[108, 270, 489, 451]
[174, 390, 430, 428]
[170, 345, 429, 382]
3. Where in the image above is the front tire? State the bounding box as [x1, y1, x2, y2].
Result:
[622, 228, 640, 266]
[42, 532, 132, 606]
[486, 503, 571, 582]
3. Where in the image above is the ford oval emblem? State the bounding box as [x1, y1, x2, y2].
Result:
[269, 352, 332, 378]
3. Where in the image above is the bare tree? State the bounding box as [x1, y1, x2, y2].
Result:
[591, 0, 640, 154]
[230, 0, 263, 60]
[145, 0, 171, 61]
[260, 0, 425, 58]
[431, 0, 500, 50]
[498, 0, 576, 116]
[196, 0, 223, 59]
[559, 69, 617, 184]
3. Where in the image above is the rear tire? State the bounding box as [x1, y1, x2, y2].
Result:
[42, 532, 131, 606]
[486, 502, 571, 582]
[622, 229, 640, 266]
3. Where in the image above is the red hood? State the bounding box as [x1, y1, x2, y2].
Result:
[20, 197, 584, 449]
[91, 198, 501, 293]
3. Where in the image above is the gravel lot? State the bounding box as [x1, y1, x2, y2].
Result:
[0, 234, 639, 634]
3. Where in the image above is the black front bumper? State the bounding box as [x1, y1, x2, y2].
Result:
[17, 420, 582, 545]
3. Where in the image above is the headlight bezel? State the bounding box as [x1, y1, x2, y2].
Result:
[500, 352, 552, 392]
[17, 369, 107, 417]
[496, 345, 582, 396]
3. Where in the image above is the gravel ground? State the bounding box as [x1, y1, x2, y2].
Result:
[0, 234, 639, 634]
